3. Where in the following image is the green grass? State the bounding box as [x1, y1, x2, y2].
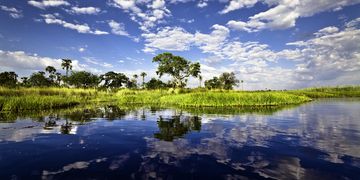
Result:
[115, 89, 311, 107]
[0, 85, 359, 112]
[288, 86, 360, 98]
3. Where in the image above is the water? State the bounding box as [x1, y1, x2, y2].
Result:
[0, 99, 359, 180]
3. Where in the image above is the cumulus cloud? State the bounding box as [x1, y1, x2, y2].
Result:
[0, 5, 23, 19]
[225, 0, 360, 32]
[220, 0, 258, 14]
[142, 26, 194, 52]
[68, 6, 101, 15]
[40, 14, 108, 35]
[110, 0, 170, 32]
[108, 20, 129, 36]
[28, 0, 70, 9]
[0, 50, 84, 76]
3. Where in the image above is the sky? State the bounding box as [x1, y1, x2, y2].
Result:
[0, 0, 359, 90]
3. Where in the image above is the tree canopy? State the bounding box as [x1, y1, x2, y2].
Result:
[153, 52, 201, 88]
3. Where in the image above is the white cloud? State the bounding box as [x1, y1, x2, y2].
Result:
[225, 0, 360, 32]
[0, 50, 84, 76]
[40, 14, 109, 35]
[110, 0, 171, 32]
[28, 0, 70, 9]
[83, 57, 114, 68]
[0, 5, 23, 19]
[220, 0, 258, 14]
[142, 26, 194, 52]
[108, 20, 129, 36]
[78, 47, 85, 52]
[68, 7, 101, 15]
[197, 0, 208, 8]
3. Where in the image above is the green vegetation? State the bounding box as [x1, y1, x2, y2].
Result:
[0, 52, 359, 112]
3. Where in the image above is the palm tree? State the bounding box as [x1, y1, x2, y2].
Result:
[61, 59, 72, 77]
[241, 80, 244, 91]
[140, 72, 147, 89]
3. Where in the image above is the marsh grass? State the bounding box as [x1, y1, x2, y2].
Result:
[289, 86, 360, 98]
[0, 85, 359, 112]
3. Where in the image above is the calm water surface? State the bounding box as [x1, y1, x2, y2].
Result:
[0, 99, 359, 180]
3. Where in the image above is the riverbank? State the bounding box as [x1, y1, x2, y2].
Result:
[0, 86, 359, 112]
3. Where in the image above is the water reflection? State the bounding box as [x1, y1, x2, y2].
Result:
[154, 115, 201, 141]
[0, 99, 359, 179]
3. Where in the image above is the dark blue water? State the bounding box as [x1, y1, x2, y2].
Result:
[0, 99, 359, 180]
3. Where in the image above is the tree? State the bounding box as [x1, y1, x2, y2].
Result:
[28, 71, 53, 87]
[140, 72, 147, 89]
[61, 59, 72, 76]
[204, 77, 222, 89]
[0, 71, 18, 87]
[55, 72, 62, 86]
[45, 66, 56, 82]
[198, 75, 202, 88]
[65, 71, 99, 88]
[100, 71, 129, 89]
[145, 78, 167, 89]
[219, 72, 239, 90]
[152, 53, 201, 88]
[20, 77, 29, 86]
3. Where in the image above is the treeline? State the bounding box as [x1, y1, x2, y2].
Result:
[0, 53, 242, 90]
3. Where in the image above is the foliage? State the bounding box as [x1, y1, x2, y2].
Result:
[0, 71, 18, 87]
[145, 78, 168, 89]
[153, 52, 201, 88]
[64, 71, 99, 88]
[205, 77, 222, 89]
[28, 71, 53, 87]
[100, 71, 129, 88]
[61, 59, 72, 76]
[205, 72, 239, 90]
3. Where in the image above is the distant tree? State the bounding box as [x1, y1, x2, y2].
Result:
[145, 78, 167, 89]
[45, 66, 56, 82]
[219, 72, 239, 90]
[28, 71, 53, 87]
[55, 72, 62, 86]
[61, 59, 72, 76]
[204, 77, 222, 89]
[140, 72, 147, 88]
[240, 80, 244, 90]
[152, 53, 201, 88]
[100, 71, 129, 89]
[0, 71, 18, 87]
[198, 75, 202, 88]
[20, 77, 29, 87]
[65, 71, 99, 88]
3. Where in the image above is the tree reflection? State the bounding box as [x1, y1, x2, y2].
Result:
[60, 118, 73, 134]
[154, 115, 201, 141]
[43, 114, 59, 130]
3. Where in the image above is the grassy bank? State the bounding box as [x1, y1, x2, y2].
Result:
[115, 89, 311, 107]
[288, 86, 360, 98]
[0, 87, 111, 112]
[0, 86, 359, 112]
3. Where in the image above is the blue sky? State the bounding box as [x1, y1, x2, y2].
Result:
[0, 0, 359, 90]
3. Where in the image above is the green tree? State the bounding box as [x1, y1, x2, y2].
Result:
[0, 71, 18, 87]
[100, 71, 129, 88]
[204, 77, 222, 89]
[65, 71, 99, 88]
[219, 72, 239, 90]
[152, 53, 201, 88]
[61, 59, 72, 76]
[45, 66, 56, 82]
[28, 71, 53, 87]
[140, 72, 147, 88]
[20, 77, 29, 87]
[145, 78, 167, 89]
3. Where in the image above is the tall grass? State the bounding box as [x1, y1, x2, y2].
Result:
[116, 89, 311, 107]
[289, 86, 360, 98]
